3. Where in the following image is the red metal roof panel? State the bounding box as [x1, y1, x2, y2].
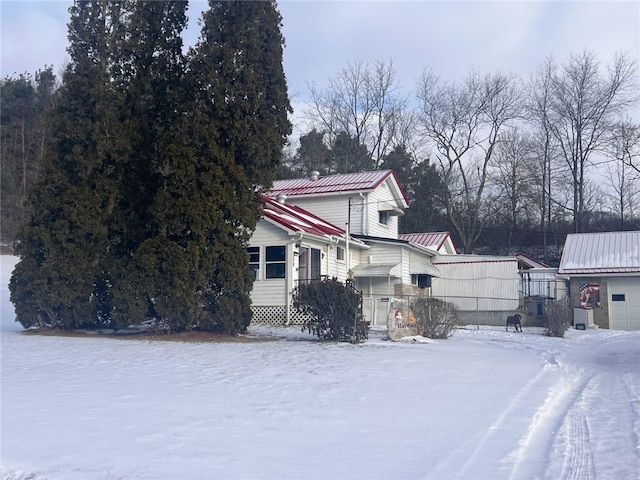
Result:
[270, 170, 394, 197]
[398, 232, 452, 251]
[261, 195, 346, 238]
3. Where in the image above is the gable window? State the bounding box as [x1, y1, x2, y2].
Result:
[411, 274, 432, 289]
[378, 211, 390, 225]
[248, 246, 260, 280]
[265, 246, 286, 279]
[336, 246, 345, 261]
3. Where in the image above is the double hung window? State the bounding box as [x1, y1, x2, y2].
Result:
[265, 246, 286, 279]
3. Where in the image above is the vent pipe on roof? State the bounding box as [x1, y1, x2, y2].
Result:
[310, 170, 320, 181]
[276, 193, 287, 204]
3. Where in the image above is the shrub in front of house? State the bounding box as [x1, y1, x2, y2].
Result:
[293, 278, 368, 343]
[411, 297, 458, 339]
[544, 300, 571, 337]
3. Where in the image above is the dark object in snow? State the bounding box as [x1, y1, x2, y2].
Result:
[575, 323, 586, 330]
[506, 314, 522, 332]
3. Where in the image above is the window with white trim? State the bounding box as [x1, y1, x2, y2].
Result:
[248, 246, 260, 280]
[265, 246, 286, 279]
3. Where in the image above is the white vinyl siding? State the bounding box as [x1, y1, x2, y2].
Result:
[280, 196, 352, 234]
[272, 178, 403, 240]
[249, 222, 289, 307]
[366, 183, 400, 238]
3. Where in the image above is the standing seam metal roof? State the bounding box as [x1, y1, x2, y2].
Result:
[558, 231, 640, 274]
[398, 232, 452, 251]
[261, 195, 359, 241]
[269, 170, 405, 199]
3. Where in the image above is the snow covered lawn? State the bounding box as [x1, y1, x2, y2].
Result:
[1, 255, 639, 480]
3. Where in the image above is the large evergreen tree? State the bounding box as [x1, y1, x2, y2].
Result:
[108, 1, 194, 330]
[292, 129, 332, 177]
[186, 0, 292, 333]
[11, 0, 290, 333]
[10, 1, 132, 328]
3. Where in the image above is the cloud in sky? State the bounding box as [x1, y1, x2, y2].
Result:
[1, 1, 638, 111]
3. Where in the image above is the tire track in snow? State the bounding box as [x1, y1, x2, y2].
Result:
[451, 365, 554, 480]
[558, 400, 594, 480]
[508, 372, 595, 480]
[619, 373, 640, 479]
[422, 361, 556, 480]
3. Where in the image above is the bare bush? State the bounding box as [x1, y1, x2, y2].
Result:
[411, 298, 458, 339]
[544, 300, 571, 337]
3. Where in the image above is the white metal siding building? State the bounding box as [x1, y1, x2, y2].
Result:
[431, 255, 521, 311]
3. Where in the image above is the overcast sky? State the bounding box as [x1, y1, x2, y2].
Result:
[2, 0, 639, 126]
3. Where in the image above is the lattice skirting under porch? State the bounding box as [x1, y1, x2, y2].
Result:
[251, 305, 309, 325]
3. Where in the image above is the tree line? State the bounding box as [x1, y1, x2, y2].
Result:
[7, 0, 291, 333]
[278, 55, 639, 260]
[4, 51, 639, 264]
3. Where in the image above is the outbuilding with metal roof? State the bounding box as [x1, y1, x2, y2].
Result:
[558, 231, 640, 330]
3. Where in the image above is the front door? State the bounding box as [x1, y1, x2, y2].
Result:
[298, 246, 321, 283]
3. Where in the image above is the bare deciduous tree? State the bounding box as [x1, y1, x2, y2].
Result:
[603, 153, 640, 228]
[544, 50, 638, 233]
[608, 119, 640, 174]
[417, 68, 521, 252]
[526, 58, 565, 262]
[603, 119, 640, 225]
[304, 58, 408, 169]
[486, 128, 535, 250]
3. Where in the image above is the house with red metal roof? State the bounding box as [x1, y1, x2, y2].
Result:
[248, 194, 369, 325]
[250, 170, 557, 328]
[559, 231, 640, 330]
[250, 170, 441, 326]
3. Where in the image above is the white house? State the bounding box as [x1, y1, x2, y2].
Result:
[249, 194, 368, 325]
[558, 231, 640, 330]
[250, 170, 547, 327]
[251, 170, 439, 326]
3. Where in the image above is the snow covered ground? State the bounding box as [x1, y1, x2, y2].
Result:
[1, 255, 639, 480]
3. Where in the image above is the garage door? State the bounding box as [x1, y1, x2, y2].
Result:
[608, 278, 640, 331]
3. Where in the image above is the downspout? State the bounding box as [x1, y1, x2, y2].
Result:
[346, 197, 352, 280]
[345, 223, 350, 281]
[285, 232, 303, 325]
[328, 235, 339, 279]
